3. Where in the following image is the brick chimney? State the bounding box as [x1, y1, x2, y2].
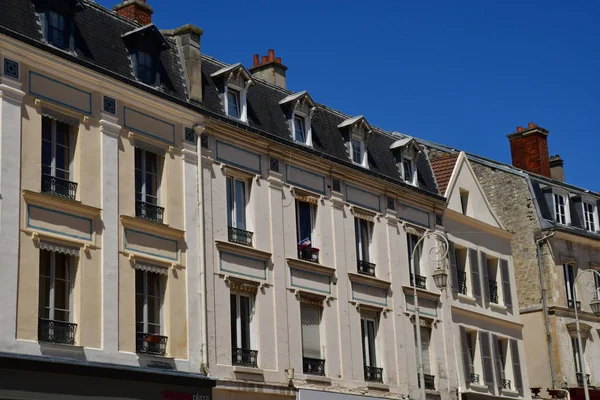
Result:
[249, 49, 288, 89]
[549, 155, 564, 182]
[507, 122, 551, 177]
[114, 0, 153, 25]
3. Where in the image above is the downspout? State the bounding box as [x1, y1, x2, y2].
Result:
[195, 124, 209, 374]
[536, 230, 556, 388]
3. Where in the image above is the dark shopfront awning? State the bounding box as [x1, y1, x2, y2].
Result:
[570, 388, 600, 400]
[0, 351, 215, 400]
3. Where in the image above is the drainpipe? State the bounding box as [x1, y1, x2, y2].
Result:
[194, 124, 209, 373]
[536, 230, 556, 388]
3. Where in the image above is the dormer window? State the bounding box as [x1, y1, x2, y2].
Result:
[402, 157, 415, 184]
[390, 136, 421, 187]
[48, 11, 68, 49]
[583, 201, 598, 232]
[226, 88, 241, 119]
[122, 24, 170, 88]
[280, 91, 316, 147]
[211, 63, 254, 123]
[137, 50, 156, 86]
[338, 116, 371, 168]
[35, 0, 84, 51]
[552, 192, 569, 225]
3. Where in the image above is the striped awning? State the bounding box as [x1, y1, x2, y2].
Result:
[39, 240, 80, 256]
[295, 193, 319, 205]
[229, 280, 258, 294]
[41, 107, 80, 126]
[351, 207, 375, 222]
[134, 261, 169, 275]
[299, 294, 324, 307]
[134, 139, 167, 156]
[405, 225, 424, 237]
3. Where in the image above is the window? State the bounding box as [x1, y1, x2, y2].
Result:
[301, 303, 324, 375]
[554, 193, 568, 225]
[227, 177, 247, 230]
[487, 257, 499, 304]
[351, 138, 365, 166]
[496, 338, 507, 379]
[293, 115, 307, 143]
[595, 272, 600, 300]
[455, 247, 468, 295]
[572, 337, 583, 375]
[135, 270, 162, 335]
[355, 218, 373, 274]
[42, 116, 73, 182]
[362, 313, 382, 382]
[39, 249, 73, 323]
[137, 50, 156, 85]
[583, 202, 596, 232]
[415, 325, 433, 388]
[563, 264, 577, 309]
[231, 292, 256, 366]
[460, 189, 469, 215]
[296, 199, 318, 262]
[226, 88, 241, 119]
[135, 148, 163, 222]
[47, 10, 68, 49]
[407, 233, 424, 288]
[403, 158, 415, 184]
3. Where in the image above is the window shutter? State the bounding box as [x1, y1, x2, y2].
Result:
[480, 331, 495, 390]
[449, 242, 459, 291]
[480, 252, 490, 303]
[492, 335, 503, 391]
[571, 196, 584, 228]
[510, 339, 524, 395]
[470, 248, 481, 299]
[301, 304, 322, 359]
[459, 326, 471, 387]
[500, 259, 513, 312]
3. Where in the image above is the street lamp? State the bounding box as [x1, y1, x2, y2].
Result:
[411, 231, 449, 400]
[572, 269, 600, 400]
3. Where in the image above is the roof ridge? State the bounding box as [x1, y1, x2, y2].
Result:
[82, 0, 141, 29]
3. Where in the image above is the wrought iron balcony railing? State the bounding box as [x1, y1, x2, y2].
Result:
[136, 200, 164, 223]
[38, 318, 76, 345]
[41, 174, 77, 200]
[136, 332, 168, 356]
[303, 357, 325, 376]
[357, 260, 376, 277]
[458, 271, 468, 295]
[470, 373, 480, 384]
[568, 300, 582, 310]
[418, 373, 436, 390]
[232, 347, 258, 367]
[502, 379, 512, 390]
[298, 244, 319, 263]
[364, 365, 383, 383]
[489, 280, 498, 304]
[411, 273, 427, 290]
[228, 226, 253, 247]
[577, 372, 591, 387]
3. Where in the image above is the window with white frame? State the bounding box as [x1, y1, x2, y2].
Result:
[135, 148, 162, 221]
[226, 87, 241, 119]
[403, 157, 415, 185]
[135, 269, 162, 335]
[572, 337, 584, 376]
[226, 176, 248, 231]
[583, 202, 597, 232]
[414, 325, 432, 376]
[455, 246, 469, 295]
[296, 199, 317, 262]
[351, 137, 366, 166]
[355, 217, 373, 265]
[42, 116, 74, 183]
[462, 328, 481, 383]
[301, 302, 324, 375]
[553, 193, 568, 225]
[361, 312, 380, 378]
[39, 249, 74, 323]
[496, 337, 508, 380]
[563, 264, 577, 309]
[231, 291, 256, 366]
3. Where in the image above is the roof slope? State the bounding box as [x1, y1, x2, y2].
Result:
[430, 153, 459, 196]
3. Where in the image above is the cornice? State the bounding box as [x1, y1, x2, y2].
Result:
[445, 208, 513, 240]
[348, 272, 391, 289]
[402, 285, 441, 301]
[120, 215, 185, 240]
[22, 190, 102, 218]
[215, 240, 272, 261]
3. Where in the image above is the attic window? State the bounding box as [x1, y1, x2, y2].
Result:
[211, 63, 253, 123]
[122, 24, 170, 88]
[338, 116, 371, 169]
[136, 50, 156, 86]
[279, 91, 316, 147]
[227, 88, 241, 119]
[351, 137, 365, 165]
[402, 157, 415, 185]
[390, 136, 421, 188]
[48, 11, 68, 49]
[294, 115, 307, 143]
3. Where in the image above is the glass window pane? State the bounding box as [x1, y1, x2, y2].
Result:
[235, 180, 246, 230]
[361, 221, 370, 261]
[147, 323, 161, 335]
[42, 117, 52, 141]
[301, 304, 321, 359]
[145, 170, 157, 199]
[226, 177, 233, 227]
[367, 320, 376, 366]
[147, 273, 160, 297]
[40, 250, 51, 277]
[136, 321, 144, 333]
[136, 293, 144, 329]
[297, 201, 312, 243]
[135, 270, 144, 295]
[145, 152, 157, 175]
[54, 253, 70, 280]
[230, 294, 238, 347]
[39, 276, 50, 314]
[227, 90, 240, 118]
[54, 309, 69, 322]
[42, 140, 52, 171]
[294, 116, 306, 143]
[135, 169, 143, 197]
[147, 296, 160, 325]
[135, 148, 142, 170]
[54, 279, 68, 311]
[240, 296, 251, 349]
[55, 122, 70, 146]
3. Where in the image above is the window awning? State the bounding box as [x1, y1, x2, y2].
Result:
[41, 107, 80, 126]
[134, 261, 169, 276]
[229, 280, 258, 294]
[405, 225, 424, 237]
[134, 139, 166, 156]
[39, 240, 80, 256]
[295, 193, 319, 206]
[351, 207, 375, 222]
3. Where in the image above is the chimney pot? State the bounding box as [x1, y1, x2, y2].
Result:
[250, 49, 288, 89]
[507, 123, 551, 177]
[253, 54, 259, 67]
[517, 126, 524, 132]
[268, 49, 275, 62]
[275, 57, 281, 64]
[262, 56, 268, 64]
[549, 154, 565, 181]
[528, 122, 536, 128]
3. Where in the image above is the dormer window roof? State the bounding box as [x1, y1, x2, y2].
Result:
[338, 115, 372, 168]
[279, 91, 316, 147]
[390, 136, 421, 186]
[122, 24, 170, 86]
[34, 0, 85, 51]
[211, 63, 254, 122]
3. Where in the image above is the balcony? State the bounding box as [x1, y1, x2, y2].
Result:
[232, 347, 258, 367]
[458, 271, 467, 295]
[298, 244, 319, 263]
[577, 372, 591, 387]
[303, 357, 325, 376]
[38, 318, 76, 345]
[364, 365, 383, 383]
[41, 174, 77, 200]
[411, 273, 427, 290]
[357, 260, 376, 277]
[136, 332, 168, 356]
[136, 200, 164, 224]
[470, 373, 480, 384]
[568, 300, 582, 310]
[502, 378, 512, 390]
[418, 373, 436, 390]
[489, 280, 498, 304]
[228, 226, 253, 247]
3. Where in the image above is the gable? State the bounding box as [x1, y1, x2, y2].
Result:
[446, 153, 503, 228]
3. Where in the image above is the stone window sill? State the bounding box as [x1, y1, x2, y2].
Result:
[502, 388, 520, 397]
[233, 365, 264, 375]
[470, 383, 489, 392]
[296, 373, 332, 384]
[490, 302, 508, 312]
[458, 293, 477, 304]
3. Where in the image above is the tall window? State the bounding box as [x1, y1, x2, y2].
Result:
[572, 338, 583, 374]
[361, 314, 378, 370]
[301, 303, 324, 375]
[460, 189, 469, 215]
[496, 338, 507, 379]
[466, 331, 476, 376]
[135, 270, 162, 335]
[407, 233, 422, 277]
[231, 292, 255, 366]
[296, 200, 315, 245]
[47, 11, 68, 49]
[355, 218, 372, 263]
[554, 193, 567, 225]
[135, 148, 159, 206]
[583, 202, 596, 232]
[39, 250, 73, 323]
[403, 158, 414, 184]
[136, 50, 156, 85]
[227, 177, 247, 230]
[294, 115, 307, 143]
[351, 138, 365, 166]
[415, 326, 432, 375]
[455, 247, 468, 295]
[563, 264, 576, 309]
[42, 116, 72, 181]
[226, 88, 241, 119]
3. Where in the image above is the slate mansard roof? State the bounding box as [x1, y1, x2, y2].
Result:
[0, 0, 443, 201]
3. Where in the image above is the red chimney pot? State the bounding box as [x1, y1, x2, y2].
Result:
[275, 57, 281, 64]
[528, 122, 536, 129]
[261, 55, 268, 64]
[253, 54, 259, 67]
[268, 49, 275, 62]
[516, 126, 523, 132]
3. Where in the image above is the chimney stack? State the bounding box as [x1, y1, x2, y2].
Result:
[114, 0, 153, 25]
[549, 155, 565, 182]
[167, 24, 203, 102]
[507, 122, 551, 177]
[249, 49, 288, 89]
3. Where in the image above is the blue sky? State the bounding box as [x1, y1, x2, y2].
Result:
[102, 0, 600, 191]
